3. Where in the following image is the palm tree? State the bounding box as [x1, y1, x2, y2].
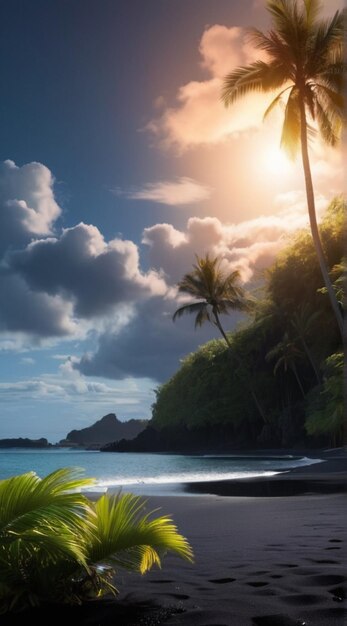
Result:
[266, 332, 306, 397]
[173, 253, 249, 347]
[221, 0, 344, 338]
[0, 468, 193, 613]
[173, 254, 268, 420]
[291, 302, 321, 383]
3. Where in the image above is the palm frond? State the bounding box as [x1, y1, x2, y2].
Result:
[309, 11, 343, 69]
[86, 494, 193, 574]
[0, 469, 94, 531]
[172, 301, 208, 323]
[263, 84, 293, 120]
[314, 91, 341, 146]
[0, 471, 193, 612]
[267, 0, 306, 49]
[248, 27, 296, 76]
[314, 83, 344, 114]
[178, 272, 210, 299]
[194, 306, 211, 328]
[280, 86, 301, 158]
[222, 61, 288, 106]
[317, 63, 344, 92]
[303, 0, 321, 26]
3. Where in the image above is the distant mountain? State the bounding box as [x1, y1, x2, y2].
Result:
[0, 438, 51, 449]
[63, 413, 148, 447]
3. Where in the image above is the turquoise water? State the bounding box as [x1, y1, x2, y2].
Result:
[0, 449, 321, 496]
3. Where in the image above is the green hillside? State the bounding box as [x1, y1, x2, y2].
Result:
[151, 197, 344, 449]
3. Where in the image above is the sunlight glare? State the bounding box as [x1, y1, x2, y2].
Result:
[263, 145, 292, 177]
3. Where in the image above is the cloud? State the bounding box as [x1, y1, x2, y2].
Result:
[0, 270, 76, 339]
[10, 222, 168, 319]
[0, 159, 169, 344]
[0, 156, 335, 384]
[75, 295, 231, 382]
[147, 24, 272, 151]
[0, 368, 149, 405]
[0, 160, 61, 255]
[142, 194, 320, 284]
[114, 177, 212, 206]
[75, 190, 330, 383]
[20, 357, 35, 365]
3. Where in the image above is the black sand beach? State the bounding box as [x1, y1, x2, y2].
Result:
[3, 450, 346, 626]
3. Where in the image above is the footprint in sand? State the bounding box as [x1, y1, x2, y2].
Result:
[303, 574, 346, 586]
[329, 586, 346, 602]
[208, 577, 236, 584]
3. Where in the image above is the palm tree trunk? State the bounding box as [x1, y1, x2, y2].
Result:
[212, 309, 231, 347]
[300, 336, 321, 384]
[213, 308, 267, 422]
[299, 96, 344, 339]
[291, 363, 305, 399]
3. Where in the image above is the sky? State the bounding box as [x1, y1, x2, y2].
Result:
[0, 0, 343, 442]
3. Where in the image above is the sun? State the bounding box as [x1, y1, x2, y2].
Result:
[263, 145, 292, 177]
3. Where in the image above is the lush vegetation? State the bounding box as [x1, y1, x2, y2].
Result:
[0, 468, 193, 613]
[222, 0, 344, 337]
[152, 197, 344, 449]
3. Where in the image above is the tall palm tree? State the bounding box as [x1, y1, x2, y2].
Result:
[173, 253, 249, 347]
[221, 0, 344, 338]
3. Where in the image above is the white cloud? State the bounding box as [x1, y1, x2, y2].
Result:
[0, 160, 61, 254]
[143, 187, 334, 284]
[0, 365, 148, 405]
[147, 24, 272, 151]
[114, 177, 212, 206]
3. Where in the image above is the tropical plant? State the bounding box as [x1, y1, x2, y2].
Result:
[305, 351, 344, 446]
[173, 253, 249, 346]
[266, 332, 306, 397]
[222, 0, 344, 337]
[0, 468, 193, 613]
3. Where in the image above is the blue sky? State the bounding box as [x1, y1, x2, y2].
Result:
[0, 0, 342, 441]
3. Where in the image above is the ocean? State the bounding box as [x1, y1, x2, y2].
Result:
[0, 449, 322, 496]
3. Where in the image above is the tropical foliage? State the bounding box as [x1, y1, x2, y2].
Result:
[305, 351, 344, 447]
[222, 0, 344, 336]
[0, 468, 193, 613]
[153, 197, 344, 448]
[173, 253, 249, 346]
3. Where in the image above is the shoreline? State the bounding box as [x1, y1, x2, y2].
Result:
[107, 451, 347, 625]
[3, 448, 346, 625]
[182, 448, 347, 498]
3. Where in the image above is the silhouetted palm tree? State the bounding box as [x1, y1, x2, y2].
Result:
[173, 254, 249, 346]
[291, 302, 321, 383]
[266, 332, 306, 397]
[222, 0, 344, 337]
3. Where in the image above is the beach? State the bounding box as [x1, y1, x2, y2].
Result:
[95, 449, 347, 625]
[3, 450, 346, 625]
